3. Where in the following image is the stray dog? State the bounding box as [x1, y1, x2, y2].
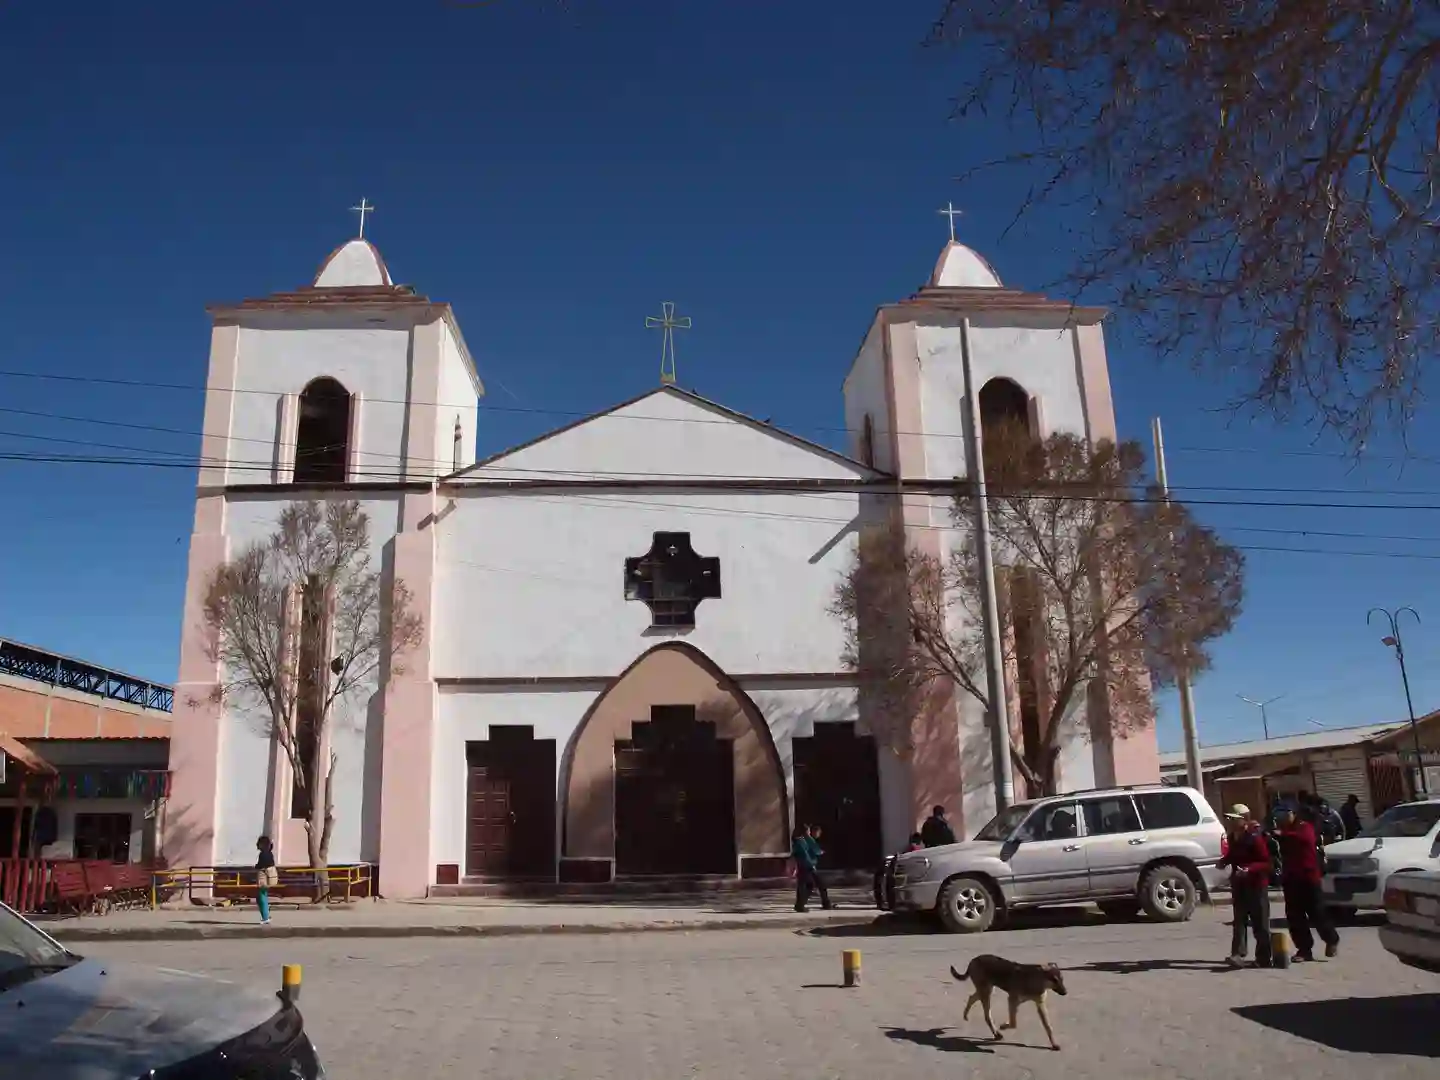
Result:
[950, 955, 1067, 1050]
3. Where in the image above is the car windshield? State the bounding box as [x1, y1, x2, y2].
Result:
[973, 804, 1035, 842]
[0, 902, 72, 989]
[1358, 802, 1440, 839]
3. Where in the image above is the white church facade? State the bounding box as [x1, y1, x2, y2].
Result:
[164, 234, 1160, 899]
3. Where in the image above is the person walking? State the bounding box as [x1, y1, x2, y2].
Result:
[791, 824, 831, 912]
[1218, 805, 1273, 969]
[874, 832, 925, 910]
[255, 835, 277, 926]
[920, 805, 956, 848]
[1340, 794, 1363, 840]
[1276, 805, 1339, 962]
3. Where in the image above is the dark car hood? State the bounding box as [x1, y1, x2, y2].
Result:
[0, 956, 283, 1080]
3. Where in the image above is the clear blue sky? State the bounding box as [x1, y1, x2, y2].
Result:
[2, 0, 1438, 751]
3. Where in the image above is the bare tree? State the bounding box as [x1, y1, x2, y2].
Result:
[202, 501, 423, 895]
[834, 428, 1243, 795]
[932, 3, 1440, 441]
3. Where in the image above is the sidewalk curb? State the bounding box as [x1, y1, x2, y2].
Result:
[47, 913, 880, 943]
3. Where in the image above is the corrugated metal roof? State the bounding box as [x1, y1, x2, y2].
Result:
[0, 731, 57, 776]
[1158, 723, 1403, 767]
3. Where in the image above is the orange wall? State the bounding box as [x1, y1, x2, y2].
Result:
[0, 679, 172, 739]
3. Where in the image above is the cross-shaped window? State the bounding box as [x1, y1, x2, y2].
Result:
[624, 532, 721, 628]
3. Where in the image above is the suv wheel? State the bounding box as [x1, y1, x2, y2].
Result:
[1139, 864, 1197, 922]
[938, 876, 997, 934]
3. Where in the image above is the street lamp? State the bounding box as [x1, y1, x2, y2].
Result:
[1368, 607, 1428, 797]
[1237, 694, 1284, 740]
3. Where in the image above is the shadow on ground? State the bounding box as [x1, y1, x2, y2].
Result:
[882, 1026, 997, 1054]
[807, 905, 1106, 938]
[1234, 994, 1440, 1056]
[1070, 958, 1235, 975]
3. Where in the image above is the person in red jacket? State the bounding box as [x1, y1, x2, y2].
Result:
[1218, 804, 1273, 968]
[1276, 805, 1340, 961]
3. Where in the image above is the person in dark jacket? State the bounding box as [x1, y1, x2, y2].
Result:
[1277, 806, 1339, 961]
[792, 824, 831, 912]
[1218, 805, 1272, 968]
[920, 806, 956, 848]
[255, 834, 276, 926]
[1340, 794, 1363, 840]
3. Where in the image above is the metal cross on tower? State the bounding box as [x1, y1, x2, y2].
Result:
[645, 301, 691, 386]
[351, 198, 375, 239]
[938, 201, 963, 243]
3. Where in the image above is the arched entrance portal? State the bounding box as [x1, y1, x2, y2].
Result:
[615, 706, 736, 876]
[562, 644, 788, 879]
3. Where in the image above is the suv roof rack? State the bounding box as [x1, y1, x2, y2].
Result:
[1036, 782, 1178, 799]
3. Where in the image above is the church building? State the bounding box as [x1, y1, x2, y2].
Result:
[164, 229, 1160, 899]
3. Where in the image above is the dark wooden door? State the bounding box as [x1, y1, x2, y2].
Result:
[614, 706, 736, 876]
[465, 727, 557, 878]
[793, 723, 882, 870]
[466, 767, 514, 876]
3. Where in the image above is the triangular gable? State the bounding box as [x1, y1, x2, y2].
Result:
[451, 386, 885, 483]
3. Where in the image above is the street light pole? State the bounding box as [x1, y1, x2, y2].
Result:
[1152, 417, 1203, 792]
[1369, 607, 1428, 797]
[1238, 694, 1284, 740]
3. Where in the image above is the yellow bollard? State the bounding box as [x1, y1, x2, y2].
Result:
[842, 949, 862, 988]
[1269, 930, 1292, 969]
[281, 964, 303, 1005]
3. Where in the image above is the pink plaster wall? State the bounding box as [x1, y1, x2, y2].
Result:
[165, 507, 228, 870]
[164, 318, 239, 870]
[881, 317, 968, 832]
[1074, 321, 1160, 785]
[377, 316, 444, 898]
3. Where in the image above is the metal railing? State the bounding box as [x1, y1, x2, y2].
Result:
[0, 857, 49, 912]
[150, 864, 376, 909]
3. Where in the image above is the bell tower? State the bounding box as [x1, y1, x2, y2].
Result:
[842, 232, 1157, 845]
[164, 226, 483, 879]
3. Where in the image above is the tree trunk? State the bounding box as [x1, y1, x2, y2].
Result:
[306, 757, 333, 902]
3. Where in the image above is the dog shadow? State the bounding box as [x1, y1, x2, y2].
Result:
[882, 1027, 997, 1054]
[883, 1026, 1054, 1054]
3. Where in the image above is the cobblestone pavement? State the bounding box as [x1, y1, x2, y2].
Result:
[44, 887, 877, 941]
[82, 906, 1438, 1080]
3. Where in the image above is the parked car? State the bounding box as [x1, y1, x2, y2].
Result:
[1321, 798, 1440, 917]
[0, 900, 325, 1078]
[1379, 869, 1440, 973]
[890, 785, 1226, 933]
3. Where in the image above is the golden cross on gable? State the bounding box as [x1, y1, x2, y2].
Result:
[645, 301, 692, 386]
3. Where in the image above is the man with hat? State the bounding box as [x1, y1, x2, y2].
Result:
[1218, 804, 1273, 968]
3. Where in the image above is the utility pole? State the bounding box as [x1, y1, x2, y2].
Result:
[1238, 694, 1284, 740]
[1152, 417, 1203, 791]
[961, 317, 1015, 811]
[1369, 607, 1428, 797]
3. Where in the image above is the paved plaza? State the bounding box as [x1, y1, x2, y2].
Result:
[78, 906, 1437, 1079]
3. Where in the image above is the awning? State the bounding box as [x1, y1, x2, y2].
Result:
[0, 732, 58, 777]
[1159, 762, 1239, 777]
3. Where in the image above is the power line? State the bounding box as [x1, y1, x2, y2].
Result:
[11, 441, 1440, 519]
[3, 364, 1436, 471]
[10, 394, 1440, 503]
[0, 444, 1432, 563]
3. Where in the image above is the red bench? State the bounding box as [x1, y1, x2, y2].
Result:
[48, 861, 94, 915]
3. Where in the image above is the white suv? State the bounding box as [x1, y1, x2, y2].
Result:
[1322, 798, 1440, 916]
[891, 785, 1227, 933]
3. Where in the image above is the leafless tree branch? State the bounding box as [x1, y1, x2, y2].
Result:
[932, 1, 1440, 443]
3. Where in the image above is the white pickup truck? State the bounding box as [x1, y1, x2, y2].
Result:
[1380, 870, 1440, 974]
[1321, 798, 1440, 916]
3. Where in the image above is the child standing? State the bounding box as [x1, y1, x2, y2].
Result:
[256, 835, 277, 925]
